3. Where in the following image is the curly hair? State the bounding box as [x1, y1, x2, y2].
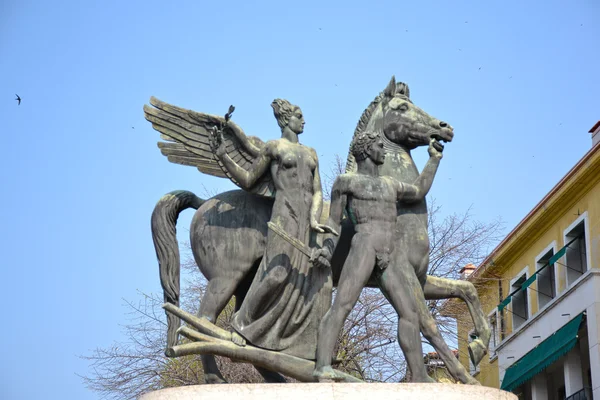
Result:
[350, 131, 380, 161]
[271, 99, 296, 130]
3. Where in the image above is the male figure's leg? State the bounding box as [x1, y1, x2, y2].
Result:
[314, 234, 376, 381]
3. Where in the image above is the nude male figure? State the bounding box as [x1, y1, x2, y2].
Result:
[311, 131, 443, 382]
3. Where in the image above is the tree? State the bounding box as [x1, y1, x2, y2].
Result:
[80, 292, 201, 399]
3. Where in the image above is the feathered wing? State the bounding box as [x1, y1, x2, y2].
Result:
[144, 96, 275, 198]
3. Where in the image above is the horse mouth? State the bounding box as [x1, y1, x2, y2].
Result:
[430, 134, 449, 142]
[429, 132, 452, 151]
[430, 129, 453, 143]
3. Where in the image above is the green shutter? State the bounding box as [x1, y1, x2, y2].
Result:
[498, 296, 512, 312]
[549, 247, 567, 266]
[496, 274, 536, 312]
[549, 235, 580, 266]
[520, 274, 537, 292]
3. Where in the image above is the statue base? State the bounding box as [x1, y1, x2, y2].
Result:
[139, 383, 517, 399]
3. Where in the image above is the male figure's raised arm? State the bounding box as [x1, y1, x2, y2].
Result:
[397, 139, 443, 203]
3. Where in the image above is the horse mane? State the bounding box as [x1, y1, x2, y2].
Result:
[345, 82, 409, 173]
[344, 92, 384, 173]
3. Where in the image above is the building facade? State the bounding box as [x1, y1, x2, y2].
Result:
[453, 123, 600, 400]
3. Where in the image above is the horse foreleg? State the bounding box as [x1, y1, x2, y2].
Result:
[423, 275, 490, 367]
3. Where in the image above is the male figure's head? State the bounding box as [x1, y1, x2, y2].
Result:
[272, 99, 305, 135]
[350, 132, 385, 166]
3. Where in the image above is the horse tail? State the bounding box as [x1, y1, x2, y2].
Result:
[151, 190, 204, 349]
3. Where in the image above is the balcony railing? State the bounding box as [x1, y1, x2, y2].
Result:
[565, 387, 592, 400]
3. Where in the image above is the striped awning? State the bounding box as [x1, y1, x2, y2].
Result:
[501, 313, 584, 392]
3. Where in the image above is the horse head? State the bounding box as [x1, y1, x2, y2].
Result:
[347, 76, 454, 175]
[379, 76, 454, 150]
[345, 76, 454, 189]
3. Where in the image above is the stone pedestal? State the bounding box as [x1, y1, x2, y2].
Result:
[139, 383, 517, 400]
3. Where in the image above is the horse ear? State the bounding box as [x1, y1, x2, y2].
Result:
[383, 76, 396, 98]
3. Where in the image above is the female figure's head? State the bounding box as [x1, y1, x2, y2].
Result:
[272, 99, 305, 135]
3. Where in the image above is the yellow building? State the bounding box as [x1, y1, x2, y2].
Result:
[453, 122, 600, 400]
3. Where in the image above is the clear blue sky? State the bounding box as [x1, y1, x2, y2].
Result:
[1, 0, 599, 398]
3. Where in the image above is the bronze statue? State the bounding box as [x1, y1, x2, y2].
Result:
[144, 76, 489, 384]
[312, 132, 443, 382]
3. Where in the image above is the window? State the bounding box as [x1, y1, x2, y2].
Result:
[468, 330, 480, 375]
[536, 244, 557, 310]
[511, 269, 530, 330]
[488, 310, 499, 360]
[564, 213, 589, 287]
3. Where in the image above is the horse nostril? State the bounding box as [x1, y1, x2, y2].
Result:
[439, 121, 448, 128]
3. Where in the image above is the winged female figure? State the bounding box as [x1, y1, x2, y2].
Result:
[144, 97, 336, 369]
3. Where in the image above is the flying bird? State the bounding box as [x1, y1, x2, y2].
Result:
[15, 94, 21, 105]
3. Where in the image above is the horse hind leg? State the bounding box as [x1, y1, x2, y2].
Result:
[423, 275, 491, 367]
[389, 259, 479, 385]
[417, 300, 480, 385]
[197, 276, 241, 384]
